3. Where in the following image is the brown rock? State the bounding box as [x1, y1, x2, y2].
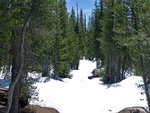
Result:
[21, 105, 59, 113]
[0, 88, 7, 113]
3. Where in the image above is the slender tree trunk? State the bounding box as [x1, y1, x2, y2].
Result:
[42, 52, 49, 77]
[108, 52, 112, 83]
[10, 81, 20, 113]
[144, 22, 150, 112]
[54, 34, 58, 79]
[121, 56, 126, 80]
[5, 16, 29, 113]
[138, 47, 150, 112]
[9, 40, 21, 113]
[116, 56, 121, 82]
[6, 33, 24, 113]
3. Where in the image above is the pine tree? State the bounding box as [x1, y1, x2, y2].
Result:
[101, 0, 122, 83]
[112, 0, 132, 80]
[53, 0, 79, 77]
[3, 0, 56, 112]
[129, 0, 150, 110]
[70, 7, 76, 31]
[6, 0, 31, 112]
[0, 0, 12, 68]
[79, 9, 85, 57]
[71, 2, 80, 70]
[93, 0, 101, 64]
[85, 15, 95, 60]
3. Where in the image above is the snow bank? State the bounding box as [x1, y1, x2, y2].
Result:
[30, 59, 148, 113]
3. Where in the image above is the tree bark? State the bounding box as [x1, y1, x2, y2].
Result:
[138, 47, 150, 112]
[5, 16, 29, 113]
[116, 56, 121, 82]
[144, 22, 150, 112]
[54, 34, 58, 79]
[9, 39, 21, 113]
[42, 52, 49, 77]
[10, 81, 20, 113]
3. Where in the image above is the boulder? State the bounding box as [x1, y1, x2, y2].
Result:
[0, 88, 8, 113]
[118, 107, 148, 113]
[88, 69, 100, 79]
[21, 105, 59, 113]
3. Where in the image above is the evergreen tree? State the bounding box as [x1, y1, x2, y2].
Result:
[0, 0, 12, 68]
[70, 7, 76, 30]
[126, 0, 150, 110]
[85, 0, 104, 64]
[101, 0, 122, 83]
[113, 0, 132, 80]
[71, 2, 80, 70]
[85, 15, 95, 60]
[53, 0, 79, 77]
[79, 9, 85, 57]
[2, 0, 56, 112]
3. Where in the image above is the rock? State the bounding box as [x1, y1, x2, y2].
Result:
[0, 88, 8, 113]
[118, 107, 148, 113]
[0, 105, 6, 113]
[0, 88, 7, 102]
[21, 105, 60, 113]
[92, 69, 100, 76]
[88, 69, 100, 79]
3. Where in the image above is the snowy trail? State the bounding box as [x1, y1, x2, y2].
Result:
[30, 59, 148, 113]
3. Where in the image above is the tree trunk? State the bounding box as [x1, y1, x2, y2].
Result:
[144, 22, 150, 112]
[5, 35, 24, 113]
[10, 81, 20, 113]
[54, 34, 58, 79]
[131, 0, 150, 111]
[9, 40, 21, 113]
[5, 16, 29, 113]
[121, 56, 127, 80]
[138, 47, 150, 112]
[108, 52, 112, 83]
[42, 52, 49, 77]
[116, 56, 121, 82]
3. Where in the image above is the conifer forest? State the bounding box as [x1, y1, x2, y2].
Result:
[0, 0, 150, 113]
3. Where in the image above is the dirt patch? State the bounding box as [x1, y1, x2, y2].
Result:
[21, 105, 59, 113]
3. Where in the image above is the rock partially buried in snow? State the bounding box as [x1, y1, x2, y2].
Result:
[88, 68, 100, 79]
[21, 105, 59, 113]
[118, 107, 148, 113]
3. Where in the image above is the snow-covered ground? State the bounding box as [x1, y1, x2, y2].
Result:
[29, 59, 148, 113]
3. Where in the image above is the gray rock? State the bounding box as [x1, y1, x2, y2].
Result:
[118, 107, 148, 113]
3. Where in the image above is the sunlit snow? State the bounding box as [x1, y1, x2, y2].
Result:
[30, 59, 148, 113]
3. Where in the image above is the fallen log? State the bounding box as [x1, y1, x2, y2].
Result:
[88, 75, 99, 79]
